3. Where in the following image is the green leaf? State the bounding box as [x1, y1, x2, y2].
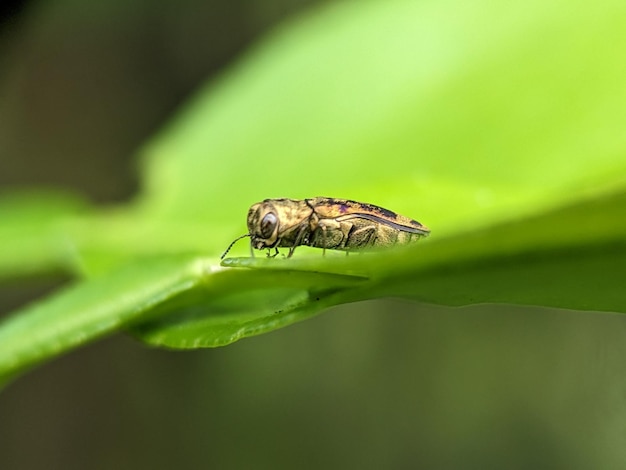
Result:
[137, 0, 626, 233]
[0, 254, 366, 384]
[0, 189, 88, 280]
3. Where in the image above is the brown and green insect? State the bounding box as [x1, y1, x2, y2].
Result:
[220, 197, 430, 259]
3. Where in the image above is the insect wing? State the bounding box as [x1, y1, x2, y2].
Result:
[307, 197, 429, 235]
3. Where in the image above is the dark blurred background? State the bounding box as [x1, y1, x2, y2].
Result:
[0, 0, 320, 203]
[2, 1, 626, 469]
[0, 0, 318, 310]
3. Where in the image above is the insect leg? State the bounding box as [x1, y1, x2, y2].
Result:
[315, 218, 343, 254]
[366, 229, 377, 247]
[288, 224, 309, 258]
[265, 247, 280, 258]
[346, 225, 377, 248]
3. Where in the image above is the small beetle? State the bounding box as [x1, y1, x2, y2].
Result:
[221, 197, 430, 259]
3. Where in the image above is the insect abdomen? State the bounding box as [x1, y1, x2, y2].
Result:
[307, 216, 423, 251]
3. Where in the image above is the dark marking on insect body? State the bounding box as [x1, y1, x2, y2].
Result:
[220, 197, 430, 259]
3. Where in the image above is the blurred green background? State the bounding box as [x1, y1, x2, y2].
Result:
[2, 0, 626, 469]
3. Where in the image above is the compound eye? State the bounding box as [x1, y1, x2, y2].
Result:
[260, 212, 277, 239]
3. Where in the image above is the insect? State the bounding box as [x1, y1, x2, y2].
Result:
[220, 197, 430, 259]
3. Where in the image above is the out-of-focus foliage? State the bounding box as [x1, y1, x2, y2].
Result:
[0, 0, 625, 387]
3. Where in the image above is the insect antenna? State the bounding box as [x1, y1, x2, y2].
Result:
[220, 233, 251, 259]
